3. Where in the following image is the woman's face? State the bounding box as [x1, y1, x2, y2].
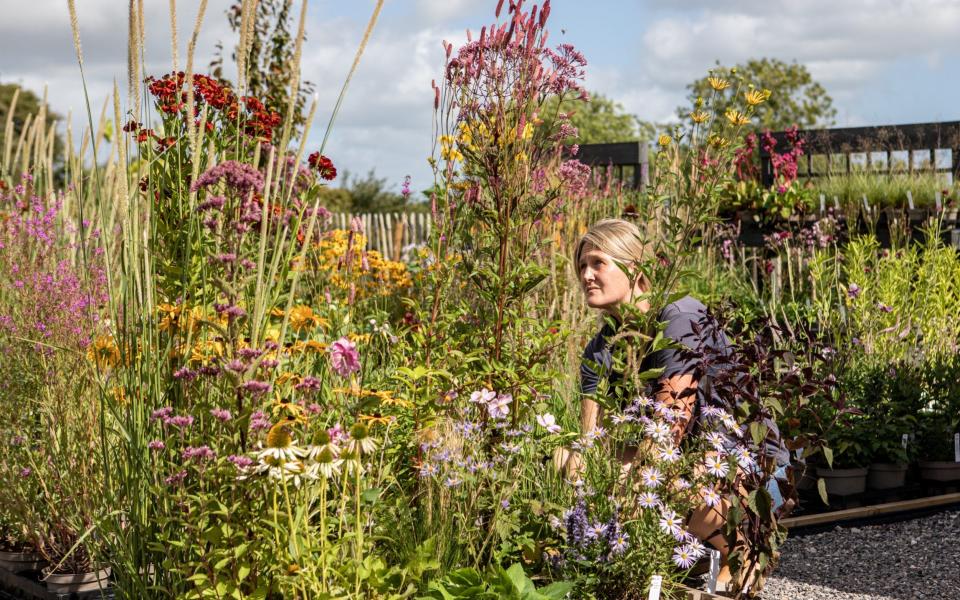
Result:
[578, 244, 636, 313]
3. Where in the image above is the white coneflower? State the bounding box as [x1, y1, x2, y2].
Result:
[309, 446, 343, 479]
[306, 429, 341, 460]
[265, 460, 305, 487]
[347, 423, 378, 456]
[340, 449, 365, 476]
[258, 423, 305, 463]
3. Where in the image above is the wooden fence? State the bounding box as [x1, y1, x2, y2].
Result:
[329, 212, 432, 261]
[760, 121, 960, 186]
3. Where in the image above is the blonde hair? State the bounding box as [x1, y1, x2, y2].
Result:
[575, 218, 648, 270]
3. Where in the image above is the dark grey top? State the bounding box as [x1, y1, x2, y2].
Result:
[580, 296, 789, 466]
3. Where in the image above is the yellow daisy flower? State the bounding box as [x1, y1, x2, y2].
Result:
[708, 77, 730, 91]
[724, 109, 750, 126]
[657, 134, 672, 147]
[744, 88, 771, 106]
[690, 111, 710, 124]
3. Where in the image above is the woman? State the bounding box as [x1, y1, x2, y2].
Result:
[562, 218, 790, 590]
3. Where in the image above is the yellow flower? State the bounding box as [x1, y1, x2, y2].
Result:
[112, 385, 128, 405]
[521, 121, 534, 140]
[744, 88, 771, 106]
[289, 305, 327, 333]
[708, 77, 730, 91]
[87, 335, 121, 369]
[270, 307, 286, 318]
[690, 111, 710, 124]
[708, 134, 730, 149]
[724, 109, 750, 126]
[657, 134, 672, 147]
[358, 413, 393, 427]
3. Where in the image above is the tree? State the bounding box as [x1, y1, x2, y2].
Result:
[679, 58, 836, 131]
[0, 83, 64, 165]
[343, 170, 408, 214]
[541, 92, 641, 144]
[210, 1, 314, 136]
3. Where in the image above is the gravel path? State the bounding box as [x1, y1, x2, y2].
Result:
[761, 509, 960, 600]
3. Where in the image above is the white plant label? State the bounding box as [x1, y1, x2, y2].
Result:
[902, 434, 909, 449]
[936, 190, 943, 211]
[647, 575, 663, 600]
[707, 550, 721, 593]
[906, 190, 915, 210]
[862, 194, 870, 211]
[954, 433, 959, 463]
[819, 194, 826, 213]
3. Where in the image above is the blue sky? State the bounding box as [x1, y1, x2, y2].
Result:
[1, 0, 958, 200]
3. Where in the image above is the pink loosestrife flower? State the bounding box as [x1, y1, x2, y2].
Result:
[329, 337, 360, 377]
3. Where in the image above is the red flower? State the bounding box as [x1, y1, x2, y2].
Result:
[308, 152, 337, 181]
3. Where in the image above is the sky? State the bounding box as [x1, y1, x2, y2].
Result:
[1, 0, 958, 199]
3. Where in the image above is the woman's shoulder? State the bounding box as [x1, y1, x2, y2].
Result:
[659, 295, 707, 320]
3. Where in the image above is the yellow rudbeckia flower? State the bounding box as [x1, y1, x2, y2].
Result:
[690, 111, 710, 124]
[657, 134, 672, 147]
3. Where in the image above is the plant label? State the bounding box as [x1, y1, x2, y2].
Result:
[906, 190, 915, 210]
[833, 196, 841, 209]
[902, 434, 909, 449]
[707, 549, 721, 593]
[819, 194, 826, 213]
[862, 195, 870, 211]
[647, 575, 663, 600]
[936, 191, 942, 211]
[954, 433, 959, 463]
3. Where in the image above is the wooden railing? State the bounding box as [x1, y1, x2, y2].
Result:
[760, 121, 960, 186]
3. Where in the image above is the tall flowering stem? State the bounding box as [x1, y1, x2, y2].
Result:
[430, 0, 588, 416]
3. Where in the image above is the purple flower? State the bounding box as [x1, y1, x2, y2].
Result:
[847, 283, 861, 299]
[210, 408, 233, 422]
[295, 376, 322, 393]
[249, 410, 271, 431]
[165, 415, 195, 429]
[164, 470, 188, 485]
[228, 455, 254, 469]
[191, 161, 264, 195]
[19, 467, 31, 478]
[329, 337, 360, 378]
[609, 530, 629, 555]
[182, 445, 216, 462]
[151, 407, 173, 422]
[173, 367, 197, 381]
[241, 380, 272, 395]
[226, 359, 247, 373]
[148, 440, 166, 451]
[564, 500, 590, 548]
[877, 302, 893, 313]
[238, 348, 263, 360]
[196, 195, 226, 211]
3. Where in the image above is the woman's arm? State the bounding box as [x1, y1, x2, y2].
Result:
[655, 373, 698, 445]
[580, 396, 601, 435]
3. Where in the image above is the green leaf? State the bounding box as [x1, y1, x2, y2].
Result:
[823, 446, 834, 468]
[817, 477, 829, 505]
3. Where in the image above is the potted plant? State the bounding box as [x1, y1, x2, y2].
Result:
[865, 414, 916, 490]
[917, 357, 960, 482]
[818, 413, 872, 497]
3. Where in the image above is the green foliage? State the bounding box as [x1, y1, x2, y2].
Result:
[540, 91, 645, 144]
[342, 169, 410, 213]
[211, 0, 315, 134]
[680, 58, 836, 131]
[420, 564, 572, 600]
[0, 82, 64, 166]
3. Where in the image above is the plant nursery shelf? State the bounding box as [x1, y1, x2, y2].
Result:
[781, 492, 960, 530]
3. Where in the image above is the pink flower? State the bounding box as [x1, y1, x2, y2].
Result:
[249, 410, 271, 431]
[210, 408, 233, 422]
[182, 445, 216, 462]
[329, 337, 360, 377]
[148, 440, 166, 451]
